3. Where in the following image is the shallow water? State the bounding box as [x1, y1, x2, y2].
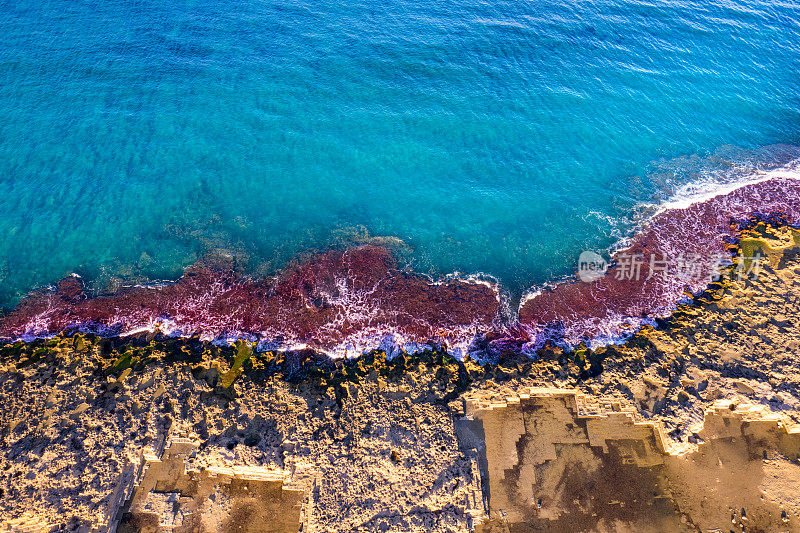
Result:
[1, 0, 799, 308]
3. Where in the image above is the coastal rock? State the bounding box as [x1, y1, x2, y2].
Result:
[463, 388, 800, 532]
[2, 198, 800, 531]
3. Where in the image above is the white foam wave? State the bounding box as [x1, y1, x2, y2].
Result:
[660, 158, 800, 211]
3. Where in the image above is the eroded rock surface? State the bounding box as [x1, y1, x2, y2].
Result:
[462, 388, 799, 532]
[120, 438, 305, 533]
[1, 223, 800, 532]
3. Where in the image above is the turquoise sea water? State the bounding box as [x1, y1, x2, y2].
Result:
[0, 0, 798, 308]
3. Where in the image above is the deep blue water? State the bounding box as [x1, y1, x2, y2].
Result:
[0, 0, 798, 307]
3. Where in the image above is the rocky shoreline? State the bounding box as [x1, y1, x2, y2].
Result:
[0, 221, 799, 531]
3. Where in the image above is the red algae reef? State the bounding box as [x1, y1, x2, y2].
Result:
[519, 176, 800, 346]
[0, 245, 500, 357]
[2, 176, 800, 362]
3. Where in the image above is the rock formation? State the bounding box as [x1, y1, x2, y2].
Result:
[461, 388, 800, 532]
[119, 438, 306, 533]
